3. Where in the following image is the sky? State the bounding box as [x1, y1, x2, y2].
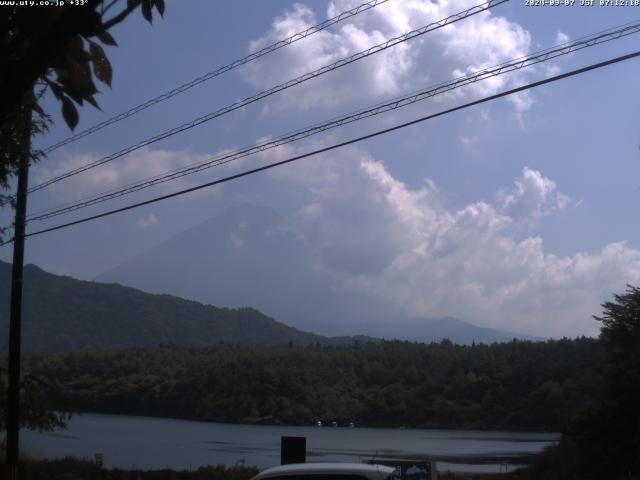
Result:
[2, 0, 640, 338]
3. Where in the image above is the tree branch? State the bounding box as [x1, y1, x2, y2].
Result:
[100, 2, 140, 32]
[101, 0, 120, 15]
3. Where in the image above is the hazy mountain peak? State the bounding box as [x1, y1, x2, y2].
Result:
[1, 256, 540, 347]
[93, 203, 540, 343]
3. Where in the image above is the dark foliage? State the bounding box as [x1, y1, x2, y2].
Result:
[0, 261, 376, 352]
[0, 0, 164, 130]
[0, 367, 70, 432]
[0, 457, 257, 480]
[0, 0, 165, 242]
[19, 338, 600, 431]
[514, 285, 640, 480]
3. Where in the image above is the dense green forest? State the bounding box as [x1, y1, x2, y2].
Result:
[21, 337, 599, 432]
[0, 261, 374, 352]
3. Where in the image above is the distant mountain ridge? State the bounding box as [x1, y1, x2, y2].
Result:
[0, 260, 375, 353]
[97, 204, 541, 344]
[407, 317, 541, 344]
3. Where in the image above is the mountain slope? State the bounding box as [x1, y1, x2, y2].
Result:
[97, 204, 401, 336]
[97, 204, 541, 343]
[0, 260, 372, 353]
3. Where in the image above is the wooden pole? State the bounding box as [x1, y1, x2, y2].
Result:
[6, 101, 31, 480]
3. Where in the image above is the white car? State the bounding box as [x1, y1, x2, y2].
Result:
[252, 463, 397, 480]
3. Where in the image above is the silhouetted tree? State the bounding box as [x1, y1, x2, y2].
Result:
[0, 0, 165, 127]
[592, 285, 640, 477]
[525, 285, 640, 480]
[0, 0, 165, 215]
[0, 367, 70, 432]
[0, 0, 165, 429]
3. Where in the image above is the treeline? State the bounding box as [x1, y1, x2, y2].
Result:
[0, 458, 258, 480]
[23, 337, 600, 431]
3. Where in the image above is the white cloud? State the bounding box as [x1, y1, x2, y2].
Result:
[36, 140, 639, 338]
[244, 0, 534, 115]
[539, 31, 569, 79]
[33, 147, 221, 203]
[498, 167, 570, 223]
[229, 231, 244, 249]
[556, 30, 570, 46]
[262, 143, 640, 338]
[136, 213, 159, 229]
[244, 3, 413, 112]
[460, 135, 479, 148]
[545, 63, 561, 78]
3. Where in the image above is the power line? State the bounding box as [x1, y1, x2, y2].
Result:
[28, 0, 507, 195]
[13, 49, 640, 243]
[40, 0, 392, 155]
[25, 20, 640, 223]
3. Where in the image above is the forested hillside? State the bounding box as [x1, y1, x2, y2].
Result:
[23, 338, 600, 431]
[0, 261, 373, 352]
[0, 259, 535, 348]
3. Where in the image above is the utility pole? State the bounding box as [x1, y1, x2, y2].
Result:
[6, 101, 31, 480]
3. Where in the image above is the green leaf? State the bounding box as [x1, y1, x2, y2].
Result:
[61, 96, 79, 131]
[155, 0, 165, 17]
[89, 41, 112, 87]
[49, 82, 64, 100]
[66, 35, 90, 64]
[97, 30, 117, 46]
[141, 0, 153, 23]
[81, 10, 104, 38]
[60, 82, 84, 105]
[32, 102, 46, 117]
[85, 94, 101, 111]
[55, 62, 97, 105]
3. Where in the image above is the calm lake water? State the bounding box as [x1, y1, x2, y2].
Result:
[21, 413, 558, 473]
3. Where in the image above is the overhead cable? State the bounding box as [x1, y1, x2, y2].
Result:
[28, 0, 507, 194]
[40, 0, 392, 154]
[25, 20, 640, 223]
[10, 49, 638, 243]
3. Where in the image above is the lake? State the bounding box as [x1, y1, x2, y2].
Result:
[21, 413, 558, 474]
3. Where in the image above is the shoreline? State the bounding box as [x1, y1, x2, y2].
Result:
[21, 412, 555, 473]
[58, 410, 562, 435]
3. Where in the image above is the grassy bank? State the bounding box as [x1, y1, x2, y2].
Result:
[1, 457, 528, 480]
[438, 472, 527, 480]
[0, 458, 259, 480]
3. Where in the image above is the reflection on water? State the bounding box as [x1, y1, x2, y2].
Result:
[21, 413, 558, 472]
